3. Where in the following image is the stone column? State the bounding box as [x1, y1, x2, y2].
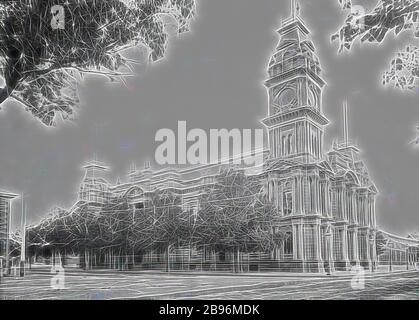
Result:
[336, 187, 341, 220]
[306, 122, 310, 155]
[364, 230, 371, 270]
[292, 224, 298, 260]
[314, 224, 321, 260]
[292, 178, 296, 215]
[341, 187, 346, 221]
[295, 176, 300, 214]
[299, 176, 304, 214]
[325, 181, 330, 216]
[353, 228, 359, 264]
[356, 193, 360, 224]
[273, 180, 278, 208]
[298, 225, 304, 262]
[371, 196, 376, 228]
[358, 194, 363, 225]
[306, 176, 310, 214]
[367, 195, 372, 227]
[325, 224, 335, 274]
[279, 183, 284, 216]
[313, 177, 317, 213]
[341, 227, 350, 270]
[341, 187, 347, 221]
[363, 193, 368, 226]
[316, 177, 321, 214]
[369, 232, 377, 271]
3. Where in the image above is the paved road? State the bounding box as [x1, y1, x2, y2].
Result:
[0, 268, 417, 300]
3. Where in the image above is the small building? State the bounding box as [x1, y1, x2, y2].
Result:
[0, 190, 18, 272]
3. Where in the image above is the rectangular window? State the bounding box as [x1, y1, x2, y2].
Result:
[283, 191, 293, 215]
[333, 229, 343, 260]
[358, 235, 368, 260]
[283, 231, 293, 258]
[321, 228, 326, 261]
[304, 225, 316, 260]
[348, 232, 353, 261]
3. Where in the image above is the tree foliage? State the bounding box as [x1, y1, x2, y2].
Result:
[332, 0, 418, 52]
[383, 45, 418, 90]
[0, 0, 196, 126]
[27, 167, 282, 259]
[194, 168, 281, 254]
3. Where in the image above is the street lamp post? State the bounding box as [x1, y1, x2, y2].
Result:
[19, 195, 26, 277]
[389, 246, 393, 272]
[406, 247, 409, 271]
[325, 227, 333, 275]
[369, 234, 375, 272]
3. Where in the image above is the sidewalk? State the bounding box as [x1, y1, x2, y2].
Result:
[23, 263, 418, 279]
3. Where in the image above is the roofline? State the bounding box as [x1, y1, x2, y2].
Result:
[0, 191, 19, 199]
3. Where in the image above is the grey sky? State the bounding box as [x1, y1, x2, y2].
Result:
[0, 0, 417, 235]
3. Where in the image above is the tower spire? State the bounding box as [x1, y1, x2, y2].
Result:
[291, 0, 295, 18]
[264, 1, 328, 162]
[291, 0, 300, 19]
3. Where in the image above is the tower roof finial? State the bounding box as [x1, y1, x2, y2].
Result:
[343, 100, 349, 147]
[291, 0, 300, 18]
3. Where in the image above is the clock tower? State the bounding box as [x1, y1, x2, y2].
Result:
[262, 0, 328, 162]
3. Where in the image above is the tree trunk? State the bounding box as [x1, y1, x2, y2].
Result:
[201, 247, 205, 272]
[188, 245, 191, 271]
[237, 248, 241, 273]
[166, 245, 170, 273]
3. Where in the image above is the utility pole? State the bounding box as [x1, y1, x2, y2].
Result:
[406, 247, 409, 271]
[20, 195, 26, 277]
[389, 246, 393, 272]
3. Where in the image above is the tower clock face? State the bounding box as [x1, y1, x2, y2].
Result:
[275, 88, 296, 111]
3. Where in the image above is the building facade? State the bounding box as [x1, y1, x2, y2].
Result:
[0, 191, 17, 272]
[70, 2, 379, 272]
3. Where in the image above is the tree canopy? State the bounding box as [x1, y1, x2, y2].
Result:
[194, 168, 282, 253]
[332, 0, 418, 52]
[0, 0, 196, 126]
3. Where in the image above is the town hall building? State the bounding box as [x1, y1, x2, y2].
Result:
[71, 1, 379, 273]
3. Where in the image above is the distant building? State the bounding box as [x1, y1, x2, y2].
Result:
[66, 1, 379, 272]
[0, 191, 18, 272]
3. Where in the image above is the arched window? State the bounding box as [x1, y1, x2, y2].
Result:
[311, 134, 315, 156]
[328, 188, 333, 217]
[283, 50, 295, 71]
[269, 181, 274, 201]
[283, 182, 293, 215]
[282, 135, 287, 156]
[287, 134, 292, 155]
[308, 86, 317, 108]
[309, 177, 314, 212]
[283, 231, 293, 257]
